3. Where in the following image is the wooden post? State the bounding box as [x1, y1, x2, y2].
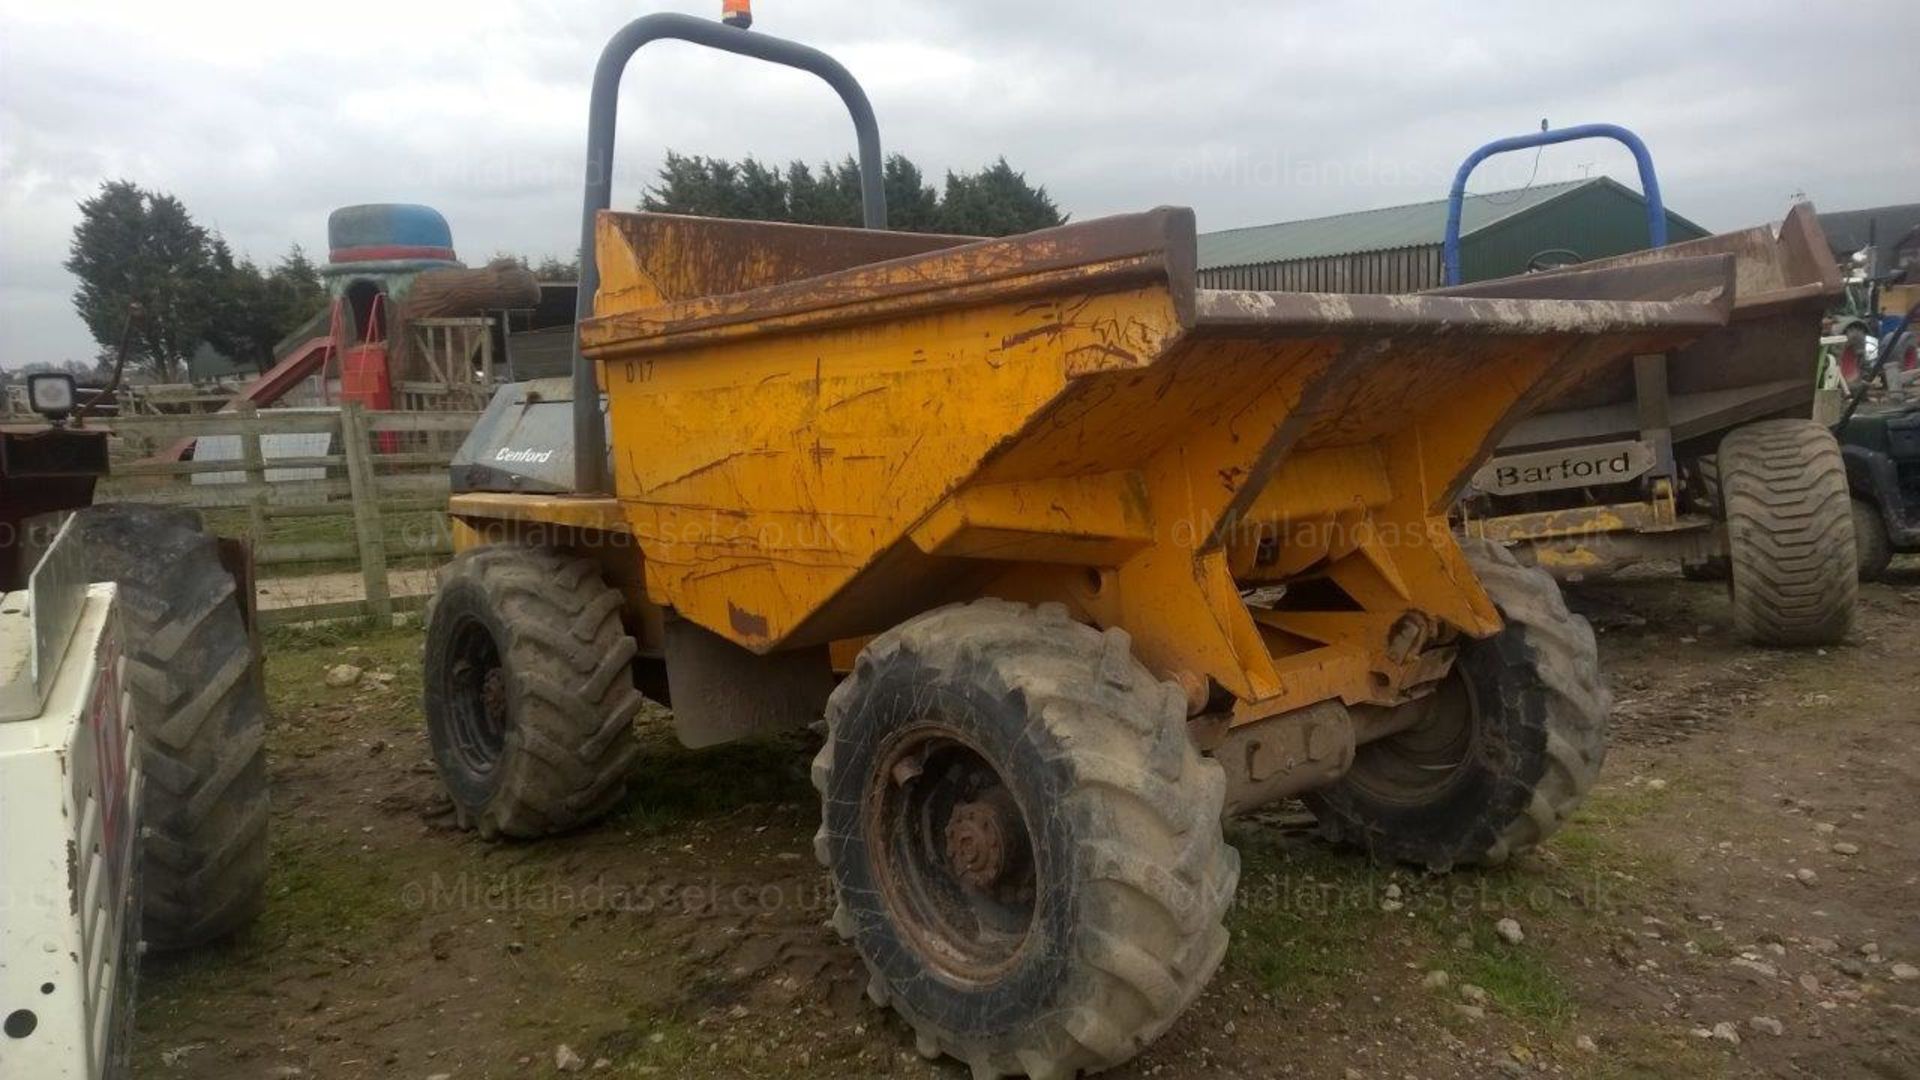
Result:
[476, 319, 495, 401]
[339, 403, 393, 622]
[479, 320, 492, 382]
[237, 402, 269, 544]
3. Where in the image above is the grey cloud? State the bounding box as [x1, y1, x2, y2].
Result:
[3, 0, 1915, 365]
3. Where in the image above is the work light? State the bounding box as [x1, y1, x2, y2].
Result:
[25, 372, 77, 421]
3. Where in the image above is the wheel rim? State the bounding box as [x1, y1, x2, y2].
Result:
[1347, 672, 1479, 804]
[443, 614, 509, 776]
[866, 723, 1039, 985]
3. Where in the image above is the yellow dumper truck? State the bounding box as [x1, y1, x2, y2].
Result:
[423, 11, 1737, 1077]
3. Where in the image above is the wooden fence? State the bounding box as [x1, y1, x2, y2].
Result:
[403, 317, 499, 411]
[97, 404, 481, 626]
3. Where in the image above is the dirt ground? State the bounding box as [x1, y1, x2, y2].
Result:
[134, 561, 1920, 1080]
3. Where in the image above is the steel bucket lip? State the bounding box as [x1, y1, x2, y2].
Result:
[1463, 202, 1842, 320]
[581, 207, 1734, 362]
[1191, 253, 1733, 339]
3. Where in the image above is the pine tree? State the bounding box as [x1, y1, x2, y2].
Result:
[883, 156, 943, 233]
[67, 183, 329, 379]
[65, 180, 221, 380]
[532, 255, 580, 280]
[641, 152, 1063, 236]
[935, 158, 1064, 237]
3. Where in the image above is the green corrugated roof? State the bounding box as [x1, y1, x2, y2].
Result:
[1200, 178, 1604, 269]
[1817, 203, 1920, 257]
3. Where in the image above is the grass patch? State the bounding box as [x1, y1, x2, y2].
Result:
[132, 803, 413, 1069]
[609, 724, 818, 834]
[1226, 830, 1400, 995]
[265, 620, 423, 708]
[1688, 928, 1735, 959]
[1572, 1025, 1730, 1080]
[258, 828, 409, 947]
[203, 507, 451, 577]
[1227, 824, 1589, 1028]
[585, 1012, 872, 1079]
[263, 619, 425, 758]
[591, 1016, 707, 1073]
[1443, 923, 1576, 1024]
[1574, 780, 1673, 825]
[1535, 782, 1678, 905]
[262, 616, 392, 652]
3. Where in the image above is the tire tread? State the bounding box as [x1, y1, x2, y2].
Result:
[425, 545, 641, 839]
[1720, 419, 1857, 644]
[74, 504, 269, 949]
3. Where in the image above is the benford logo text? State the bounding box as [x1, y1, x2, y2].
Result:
[494, 447, 556, 464]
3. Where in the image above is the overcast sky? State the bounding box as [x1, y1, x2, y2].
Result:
[3, 0, 1915, 368]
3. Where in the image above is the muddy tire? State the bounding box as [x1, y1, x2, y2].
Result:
[423, 546, 642, 839]
[1305, 539, 1608, 871]
[814, 600, 1237, 1079]
[1852, 498, 1893, 582]
[73, 504, 268, 950]
[1719, 419, 1857, 645]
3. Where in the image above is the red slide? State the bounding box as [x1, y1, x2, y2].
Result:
[150, 335, 335, 462]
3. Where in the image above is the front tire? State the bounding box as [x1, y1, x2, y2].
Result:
[1719, 419, 1857, 644]
[74, 504, 269, 949]
[814, 600, 1236, 1079]
[423, 546, 643, 838]
[1306, 539, 1608, 871]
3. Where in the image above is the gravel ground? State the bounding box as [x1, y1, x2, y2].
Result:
[134, 561, 1920, 1079]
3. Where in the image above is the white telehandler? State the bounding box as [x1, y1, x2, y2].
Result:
[2, 371, 269, 1078]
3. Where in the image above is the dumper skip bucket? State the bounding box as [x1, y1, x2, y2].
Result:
[570, 206, 1730, 723]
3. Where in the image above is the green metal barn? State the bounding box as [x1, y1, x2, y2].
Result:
[1198, 177, 1708, 293]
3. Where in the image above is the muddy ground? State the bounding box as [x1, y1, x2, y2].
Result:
[134, 562, 1920, 1080]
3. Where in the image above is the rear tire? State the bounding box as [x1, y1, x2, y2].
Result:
[1852, 498, 1893, 582]
[423, 546, 643, 838]
[1719, 420, 1857, 644]
[73, 504, 269, 949]
[814, 600, 1236, 1079]
[1306, 539, 1608, 871]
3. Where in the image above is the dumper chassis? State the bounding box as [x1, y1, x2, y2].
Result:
[421, 12, 1739, 1077]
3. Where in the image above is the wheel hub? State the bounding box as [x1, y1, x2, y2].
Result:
[443, 615, 509, 776]
[1346, 668, 1477, 804]
[868, 727, 1040, 983]
[481, 668, 508, 730]
[944, 790, 1023, 890]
